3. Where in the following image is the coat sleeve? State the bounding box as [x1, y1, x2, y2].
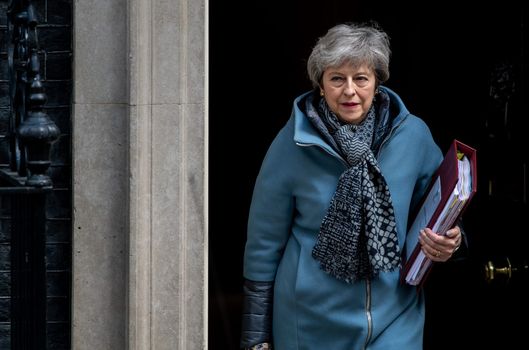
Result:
[240, 122, 296, 348]
[406, 119, 443, 214]
[242, 122, 296, 282]
[240, 279, 274, 348]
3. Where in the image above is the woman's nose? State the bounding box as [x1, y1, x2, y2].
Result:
[344, 79, 356, 96]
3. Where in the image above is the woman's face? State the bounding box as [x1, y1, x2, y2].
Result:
[320, 62, 377, 124]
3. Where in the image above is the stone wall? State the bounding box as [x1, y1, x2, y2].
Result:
[73, 0, 207, 349]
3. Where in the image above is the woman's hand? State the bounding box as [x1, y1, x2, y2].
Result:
[419, 226, 462, 262]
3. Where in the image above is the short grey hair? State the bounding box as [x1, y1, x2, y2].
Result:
[307, 23, 391, 88]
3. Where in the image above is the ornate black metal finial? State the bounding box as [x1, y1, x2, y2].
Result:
[17, 46, 61, 188]
[8, 0, 59, 187]
[7, 0, 61, 188]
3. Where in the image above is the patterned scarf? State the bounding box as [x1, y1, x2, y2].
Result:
[309, 91, 401, 283]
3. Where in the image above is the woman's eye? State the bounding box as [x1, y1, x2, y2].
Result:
[355, 77, 369, 86]
[329, 76, 345, 86]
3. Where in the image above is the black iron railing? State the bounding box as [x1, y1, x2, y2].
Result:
[2, 0, 60, 349]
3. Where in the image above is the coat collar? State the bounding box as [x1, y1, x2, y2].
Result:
[292, 91, 341, 158]
[292, 86, 409, 156]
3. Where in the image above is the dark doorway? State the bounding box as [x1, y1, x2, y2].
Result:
[210, 2, 529, 349]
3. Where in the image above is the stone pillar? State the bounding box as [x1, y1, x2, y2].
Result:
[127, 0, 207, 348]
[73, 0, 207, 348]
[72, 0, 128, 348]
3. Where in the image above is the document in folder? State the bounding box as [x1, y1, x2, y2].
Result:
[402, 139, 477, 286]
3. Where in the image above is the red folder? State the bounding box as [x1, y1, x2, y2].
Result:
[401, 139, 477, 287]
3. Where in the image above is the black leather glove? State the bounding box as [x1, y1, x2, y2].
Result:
[240, 279, 274, 349]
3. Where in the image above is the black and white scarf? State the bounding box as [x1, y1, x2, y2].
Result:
[308, 91, 401, 283]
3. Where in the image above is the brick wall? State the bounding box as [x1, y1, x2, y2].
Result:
[0, 0, 72, 348]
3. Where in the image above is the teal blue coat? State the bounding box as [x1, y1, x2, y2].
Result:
[243, 86, 443, 349]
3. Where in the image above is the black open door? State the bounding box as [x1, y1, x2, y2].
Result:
[210, 2, 529, 349]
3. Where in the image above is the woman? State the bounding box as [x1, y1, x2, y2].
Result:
[240, 22, 462, 350]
